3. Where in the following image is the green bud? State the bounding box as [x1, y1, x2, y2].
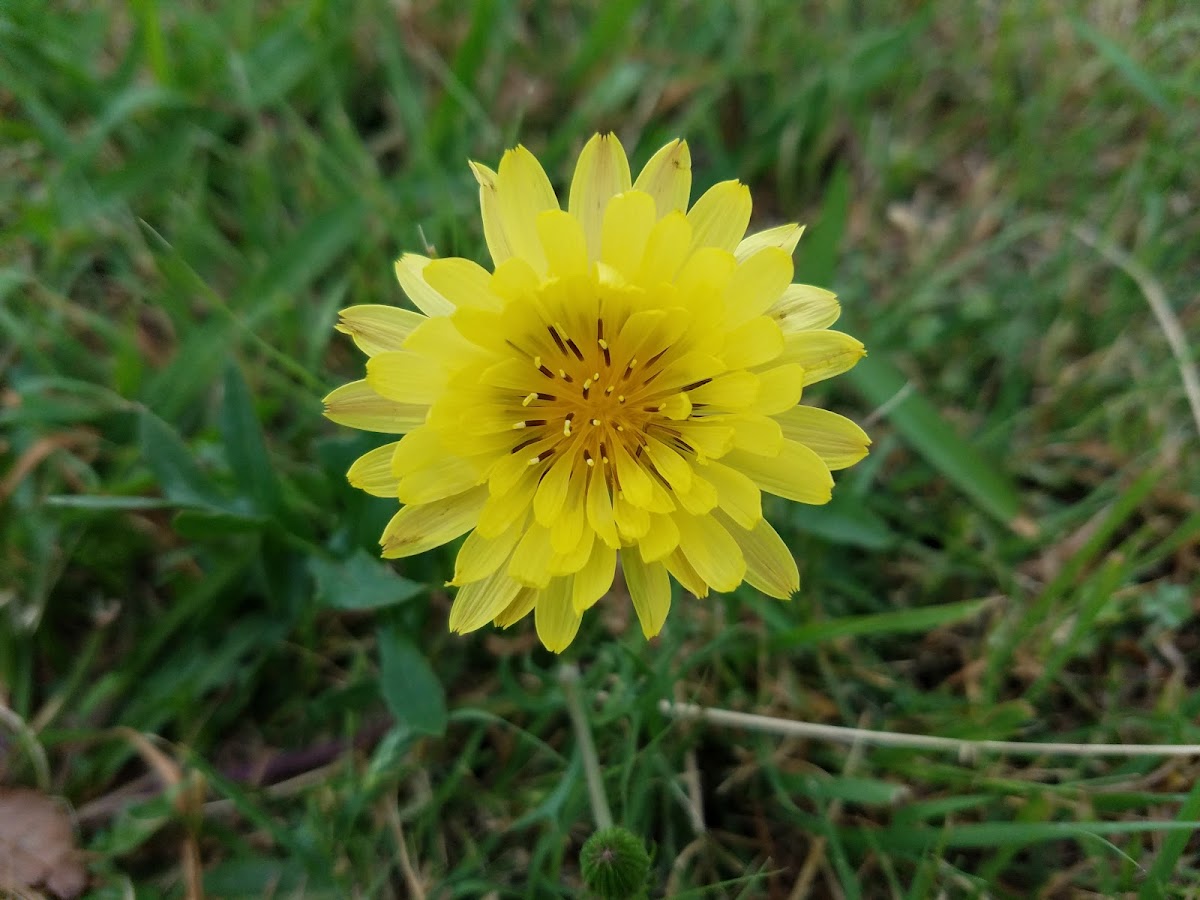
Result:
[580, 826, 651, 899]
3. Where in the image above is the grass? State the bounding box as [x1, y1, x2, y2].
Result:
[2, 0, 1199, 896]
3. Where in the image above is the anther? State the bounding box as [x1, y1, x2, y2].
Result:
[598, 338, 609, 351]
[565, 336, 585, 362]
[605, 385, 614, 395]
[536, 392, 556, 401]
[591, 418, 601, 426]
[617, 394, 625, 403]
[522, 392, 538, 407]
[559, 368, 573, 382]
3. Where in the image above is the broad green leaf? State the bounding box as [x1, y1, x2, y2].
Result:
[377, 626, 446, 736]
[309, 551, 425, 611]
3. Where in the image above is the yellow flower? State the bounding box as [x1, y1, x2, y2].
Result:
[325, 134, 869, 652]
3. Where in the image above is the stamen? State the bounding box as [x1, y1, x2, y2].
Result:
[559, 368, 573, 382]
[563, 413, 575, 437]
[604, 385, 614, 395]
[522, 392, 538, 407]
[528, 448, 555, 465]
[584, 449, 595, 467]
[536, 392, 556, 401]
[679, 377, 712, 392]
[617, 395, 625, 403]
[598, 338, 611, 366]
[591, 418, 601, 426]
[511, 436, 538, 454]
[597, 338, 609, 350]
[547, 324, 568, 356]
[565, 336, 585, 361]
[534, 356, 555, 379]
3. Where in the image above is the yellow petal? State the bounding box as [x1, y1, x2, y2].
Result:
[723, 247, 794, 327]
[422, 258, 503, 312]
[568, 133, 632, 261]
[768, 284, 841, 332]
[778, 330, 866, 386]
[776, 406, 871, 470]
[489, 256, 541, 303]
[551, 466, 589, 554]
[689, 371, 759, 410]
[535, 576, 582, 652]
[663, 547, 709, 598]
[493, 586, 537, 628]
[346, 442, 400, 497]
[366, 351, 445, 404]
[687, 180, 751, 253]
[452, 517, 527, 584]
[379, 485, 488, 558]
[613, 493, 651, 541]
[635, 210, 692, 287]
[323, 380, 428, 433]
[533, 452, 575, 526]
[672, 470, 718, 515]
[673, 513, 745, 592]
[495, 145, 559, 272]
[336, 305, 426, 356]
[735, 223, 805, 262]
[725, 440, 833, 504]
[674, 246, 737, 319]
[394, 254, 455, 317]
[716, 512, 798, 599]
[632, 138, 691, 217]
[721, 316, 784, 370]
[609, 439, 654, 508]
[600, 190, 657, 281]
[728, 413, 783, 455]
[469, 160, 514, 266]
[586, 467, 620, 549]
[644, 438, 693, 494]
[703, 460, 761, 528]
[621, 549, 671, 638]
[476, 469, 538, 537]
[573, 541, 616, 612]
[752, 364, 806, 416]
[672, 420, 736, 460]
[537, 209, 591, 277]
[398, 457, 485, 505]
[448, 566, 524, 633]
[508, 522, 556, 588]
[547, 527, 595, 576]
[637, 512, 679, 563]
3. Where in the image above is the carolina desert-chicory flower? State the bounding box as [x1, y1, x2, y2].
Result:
[325, 134, 869, 652]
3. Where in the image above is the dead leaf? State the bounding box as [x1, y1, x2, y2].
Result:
[0, 787, 87, 899]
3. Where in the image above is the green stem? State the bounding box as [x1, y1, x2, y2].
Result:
[559, 662, 613, 830]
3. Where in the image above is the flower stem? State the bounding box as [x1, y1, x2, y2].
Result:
[559, 662, 613, 830]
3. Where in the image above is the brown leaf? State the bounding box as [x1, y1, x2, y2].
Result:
[0, 787, 87, 899]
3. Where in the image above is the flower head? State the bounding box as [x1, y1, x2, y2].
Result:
[326, 134, 868, 652]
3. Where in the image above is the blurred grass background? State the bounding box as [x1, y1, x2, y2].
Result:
[2, 0, 1199, 896]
